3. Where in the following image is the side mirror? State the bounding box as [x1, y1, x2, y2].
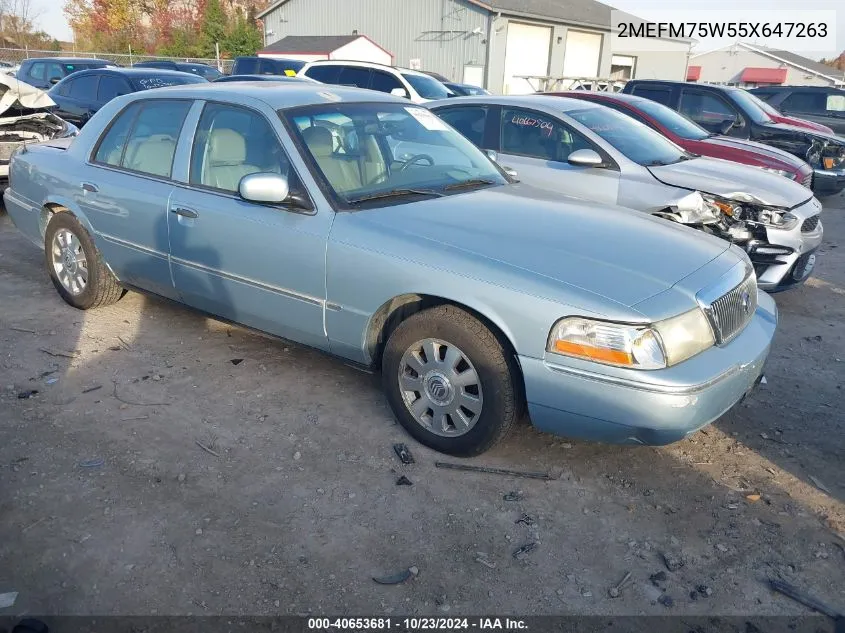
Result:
[390, 87, 410, 99]
[239, 172, 289, 204]
[567, 148, 604, 167]
[719, 118, 738, 135]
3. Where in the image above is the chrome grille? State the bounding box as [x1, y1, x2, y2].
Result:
[705, 274, 758, 345]
[801, 215, 820, 232]
[800, 172, 813, 188]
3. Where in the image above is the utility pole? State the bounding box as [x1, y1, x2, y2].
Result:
[215, 41, 221, 70]
[129, 43, 133, 66]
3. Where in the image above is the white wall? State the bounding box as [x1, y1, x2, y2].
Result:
[614, 37, 690, 81]
[331, 37, 393, 64]
[691, 47, 838, 87]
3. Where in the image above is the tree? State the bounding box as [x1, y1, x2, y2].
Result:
[1, 0, 46, 48]
[819, 51, 845, 72]
[198, 0, 227, 57]
[223, 9, 261, 57]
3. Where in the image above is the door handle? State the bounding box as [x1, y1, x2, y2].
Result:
[171, 206, 199, 219]
[81, 182, 98, 193]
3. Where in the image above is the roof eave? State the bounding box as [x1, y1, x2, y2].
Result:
[256, 0, 289, 19]
[495, 8, 610, 31]
[739, 42, 843, 83]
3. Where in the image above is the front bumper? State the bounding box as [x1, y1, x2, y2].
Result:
[521, 291, 777, 446]
[748, 198, 823, 291]
[812, 167, 845, 196]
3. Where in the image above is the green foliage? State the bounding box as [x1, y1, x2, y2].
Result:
[198, 0, 227, 57]
[223, 11, 262, 58]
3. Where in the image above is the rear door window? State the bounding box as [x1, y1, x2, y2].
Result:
[630, 85, 673, 106]
[93, 102, 143, 166]
[98, 75, 132, 102]
[436, 106, 488, 146]
[500, 108, 594, 161]
[68, 74, 99, 100]
[337, 66, 371, 88]
[369, 70, 404, 94]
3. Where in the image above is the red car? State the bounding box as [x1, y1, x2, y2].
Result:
[743, 91, 836, 135]
[546, 91, 815, 188]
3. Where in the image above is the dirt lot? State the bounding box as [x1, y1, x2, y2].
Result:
[1, 195, 844, 619]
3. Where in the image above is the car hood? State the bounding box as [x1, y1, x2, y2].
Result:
[769, 113, 835, 135]
[352, 183, 731, 309]
[764, 121, 844, 144]
[700, 135, 809, 170]
[647, 156, 813, 208]
[0, 73, 55, 115]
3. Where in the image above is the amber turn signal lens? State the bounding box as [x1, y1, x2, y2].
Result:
[822, 157, 836, 170]
[553, 340, 633, 365]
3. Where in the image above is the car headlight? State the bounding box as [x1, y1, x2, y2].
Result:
[547, 310, 715, 370]
[702, 194, 799, 230]
[757, 167, 794, 180]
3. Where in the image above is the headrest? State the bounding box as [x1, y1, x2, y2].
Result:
[302, 125, 333, 158]
[208, 128, 247, 164]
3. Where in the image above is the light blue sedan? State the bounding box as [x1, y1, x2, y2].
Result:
[3, 82, 777, 456]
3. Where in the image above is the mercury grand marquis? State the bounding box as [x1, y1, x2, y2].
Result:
[3, 83, 777, 456]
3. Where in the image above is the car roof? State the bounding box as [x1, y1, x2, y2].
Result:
[751, 85, 842, 92]
[123, 82, 406, 109]
[303, 59, 428, 76]
[68, 67, 202, 77]
[25, 57, 109, 63]
[548, 91, 650, 105]
[429, 94, 601, 113]
[627, 79, 739, 93]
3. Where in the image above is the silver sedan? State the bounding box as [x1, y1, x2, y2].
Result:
[427, 95, 823, 292]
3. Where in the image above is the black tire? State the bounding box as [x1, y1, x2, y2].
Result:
[382, 304, 522, 457]
[44, 212, 123, 310]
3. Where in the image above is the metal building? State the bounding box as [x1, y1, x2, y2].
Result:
[256, 0, 691, 94]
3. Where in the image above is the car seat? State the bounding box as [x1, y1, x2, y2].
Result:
[202, 128, 261, 191]
[302, 126, 362, 193]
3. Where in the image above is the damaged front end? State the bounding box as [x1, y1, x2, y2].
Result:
[657, 190, 822, 291]
[0, 74, 77, 180]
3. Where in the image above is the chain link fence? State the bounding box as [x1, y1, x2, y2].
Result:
[0, 47, 235, 73]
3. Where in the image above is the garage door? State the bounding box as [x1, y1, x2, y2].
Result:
[503, 23, 551, 95]
[563, 30, 602, 78]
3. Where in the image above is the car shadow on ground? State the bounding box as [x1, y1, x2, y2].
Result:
[0, 210, 843, 618]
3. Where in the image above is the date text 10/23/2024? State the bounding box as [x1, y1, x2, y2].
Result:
[307, 618, 529, 631]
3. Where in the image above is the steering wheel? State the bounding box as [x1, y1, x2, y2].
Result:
[399, 154, 435, 171]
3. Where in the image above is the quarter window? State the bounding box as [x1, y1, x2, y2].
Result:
[630, 86, 672, 106]
[93, 102, 142, 166]
[369, 70, 403, 94]
[28, 62, 46, 80]
[190, 103, 295, 194]
[303, 65, 342, 83]
[827, 94, 845, 112]
[500, 108, 593, 161]
[337, 66, 371, 88]
[781, 91, 827, 113]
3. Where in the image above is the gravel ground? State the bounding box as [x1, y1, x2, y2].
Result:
[0, 195, 843, 618]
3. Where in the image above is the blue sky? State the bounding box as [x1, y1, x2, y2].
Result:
[33, 0, 844, 59]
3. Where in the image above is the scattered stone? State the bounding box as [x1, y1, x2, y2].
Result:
[293, 451, 302, 461]
[746, 493, 761, 502]
[658, 594, 674, 608]
[409, 566, 419, 576]
[662, 551, 685, 572]
[177, 473, 186, 483]
[17, 390, 38, 399]
[643, 489, 655, 497]
[581, 590, 592, 598]
[396, 476, 413, 486]
[697, 585, 713, 597]
[512, 542, 538, 560]
[608, 587, 620, 598]
[650, 571, 668, 586]
[195, 528, 203, 535]
[515, 513, 535, 527]
[716, 543, 729, 553]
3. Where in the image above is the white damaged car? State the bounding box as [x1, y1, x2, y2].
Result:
[0, 73, 78, 181]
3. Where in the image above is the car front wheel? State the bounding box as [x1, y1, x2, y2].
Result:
[44, 212, 123, 310]
[382, 305, 521, 456]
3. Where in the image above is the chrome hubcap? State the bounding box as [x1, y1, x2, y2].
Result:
[51, 228, 88, 295]
[398, 338, 483, 437]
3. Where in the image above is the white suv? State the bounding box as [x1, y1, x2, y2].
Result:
[297, 60, 451, 104]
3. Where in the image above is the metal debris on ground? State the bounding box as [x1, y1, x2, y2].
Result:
[82, 385, 102, 394]
[768, 578, 842, 619]
[78, 458, 104, 469]
[39, 348, 79, 358]
[17, 390, 38, 399]
[395, 475, 413, 486]
[512, 542, 538, 560]
[608, 571, 631, 598]
[475, 552, 496, 569]
[0, 592, 18, 609]
[372, 568, 413, 585]
[195, 440, 220, 458]
[503, 491, 523, 502]
[393, 443, 415, 465]
[515, 513, 535, 527]
[434, 462, 555, 481]
[10, 326, 37, 333]
[746, 493, 761, 502]
[230, 358, 244, 365]
[809, 475, 832, 494]
[45, 378, 58, 385]
[120, 415, 149, 422]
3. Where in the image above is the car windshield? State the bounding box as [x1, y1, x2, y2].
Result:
[728, 89, 772, 124]
[630, 98, 710, 140]
[566, 105, 688, 166]
[401, 73, 451, 99]
[285, 102, 506, 206]
[190, 66, 221, 80]
[132, 73, 208, 90]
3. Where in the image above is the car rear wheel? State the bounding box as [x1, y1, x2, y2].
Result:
[44, 212, 123, 310]
[382, 305, 521, 456]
